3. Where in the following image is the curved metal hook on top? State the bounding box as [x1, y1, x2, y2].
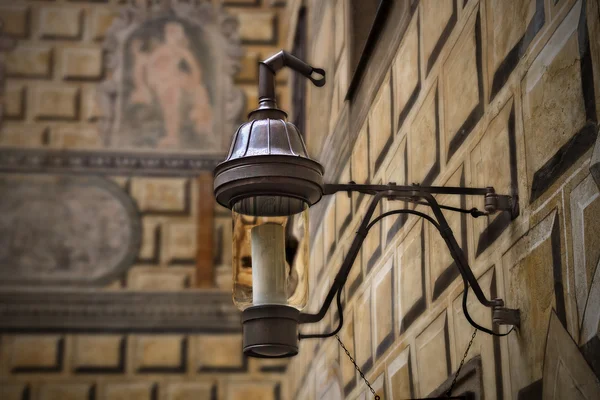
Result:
[258, 50, 326, 104]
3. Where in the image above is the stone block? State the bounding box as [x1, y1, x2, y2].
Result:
[62, 47, 103, 80]
[505, 210, 564, 395]
[195, 334, 244, 371]
[165, 383, 214, 400]
[0, 384, 28, 400]
[428, 166, 464, 300]
[470, 99, 517, 256]
[354, 288, 373, 372]
[384, 138, 407, 240]
[486, 0, 542, 98]
[32, 85, 80, 120]
[313, 227, 324, 279]
[387, 347, 413, 399]
[569, 174, 600, 340]
[135, 335, 186, 372]
[522, 0, 592, 202]
[89, 8, 117, 41]
[442, 9, 482, 160]
[373, 256, 394, 359]
[0, 5, 30, 38]
[335, 165, 352, 237]
[324, 199, 336, 260]
[351, 120, 369, 190]
[422, 0, 456, 73]
[138, 219, 160, 262]
[409, 83, 438, 185]
[83, 86, 102, 121]
[369, 74, 392, 174]
[130, 178, 189, 213]
[362, 201, 382, 272]
[236, 51, 259, 82]
[236, 11, 277, 44]
[9, 335, 63, 372]
[104, 383, 157, 400]
[164, 222, 196, 262]
[415, 312, 450, 396]
[227, 382, 276, 400]
[452, 267, 499, 398]
[49, 127, 102, 149]
[4, 83, 25, 120]
[128, 267, 192, 290]
[398, 221, 425, 332]
[73, 335, 124, 372]
[392, 10, 419, 129]
[334, 0, 345, 62]
[39, 383, 93, 400]
[340, 304, 356, 394]
[542, 312, 600, 399]
[39, 6, 82, 39]
[5, 45, 52, 78]
[0, 124, 45, 147]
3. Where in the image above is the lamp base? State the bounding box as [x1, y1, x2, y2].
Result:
[241, 305, 299, 358]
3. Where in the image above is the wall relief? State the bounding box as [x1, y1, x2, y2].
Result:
[0, 175, 141, 286]
[99, 0, 245, 153]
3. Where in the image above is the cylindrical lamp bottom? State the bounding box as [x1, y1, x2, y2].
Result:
[241, 305, 300, 358]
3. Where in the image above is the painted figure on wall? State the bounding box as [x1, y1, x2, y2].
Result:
[113, 19, 217, 150]
[99, 2, 245, 153]
[129, 22, 213, 148]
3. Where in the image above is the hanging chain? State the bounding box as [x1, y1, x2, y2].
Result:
[446, 328, 477, 397]
[335, 335, 380, 400]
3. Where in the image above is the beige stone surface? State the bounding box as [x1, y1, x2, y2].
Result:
[39, 383, 92, 400]
[195, 334, 243, 369]
[89, 8, 118, 41]
[335, 165, 352, 236]
[324, 199, 336, 259]
[62, 47, 103, 80]
[5, 45, 52, 78]
[334, 0, 345, 62]
[0, 124, 45, 146]
[392, 10, 419, 128]
[409, 84, 437, 184]
[38, 6, 82, 39]
[237, 51, 260, 82]
[135, 335, 184, 370]
[351, 121, 369, 186]
[428, 166, 463, 296]
[373, 256, 393, 356]
[9, 335, 62, 370]
[521, 2, 586, 183]
[104, 382, 155, 400]
[165, 382, 214, 400]
[128, 268, 191, 290]
[415, 311, 449, 396]
[387, 347, 412, 399]
[340, 305, 356, 390]
[0, 384, 27, 400]
[354, 288, 373, 369]
[73, 335, 123, 370]
[486, 0, 536, 77]
[130, 178, 188, 213]
[398, 222, 424, 327]
[442, 10, 480, 151]
[0, 5, 30, 38]
[164, 222, 197, 262]
[49, 127, 102, 149]
[32, 85, 79, 120]
[471, 99, 514, 238]
[369, 74, 392, 173]
[4, 83, 25, 119]
[236, 11, 277, 42]
[506, 210, 560, 395]
[227, 382, 275, 400]
[421, 0, 454, 70]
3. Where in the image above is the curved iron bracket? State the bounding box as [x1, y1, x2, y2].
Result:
[299, 183, 520, 336]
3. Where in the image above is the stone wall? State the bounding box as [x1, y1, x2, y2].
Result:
[0, 0, 291, 399]
[287, 0, 600, 399]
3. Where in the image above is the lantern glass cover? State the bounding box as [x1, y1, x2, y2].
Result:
[231, 202, 309, 311]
